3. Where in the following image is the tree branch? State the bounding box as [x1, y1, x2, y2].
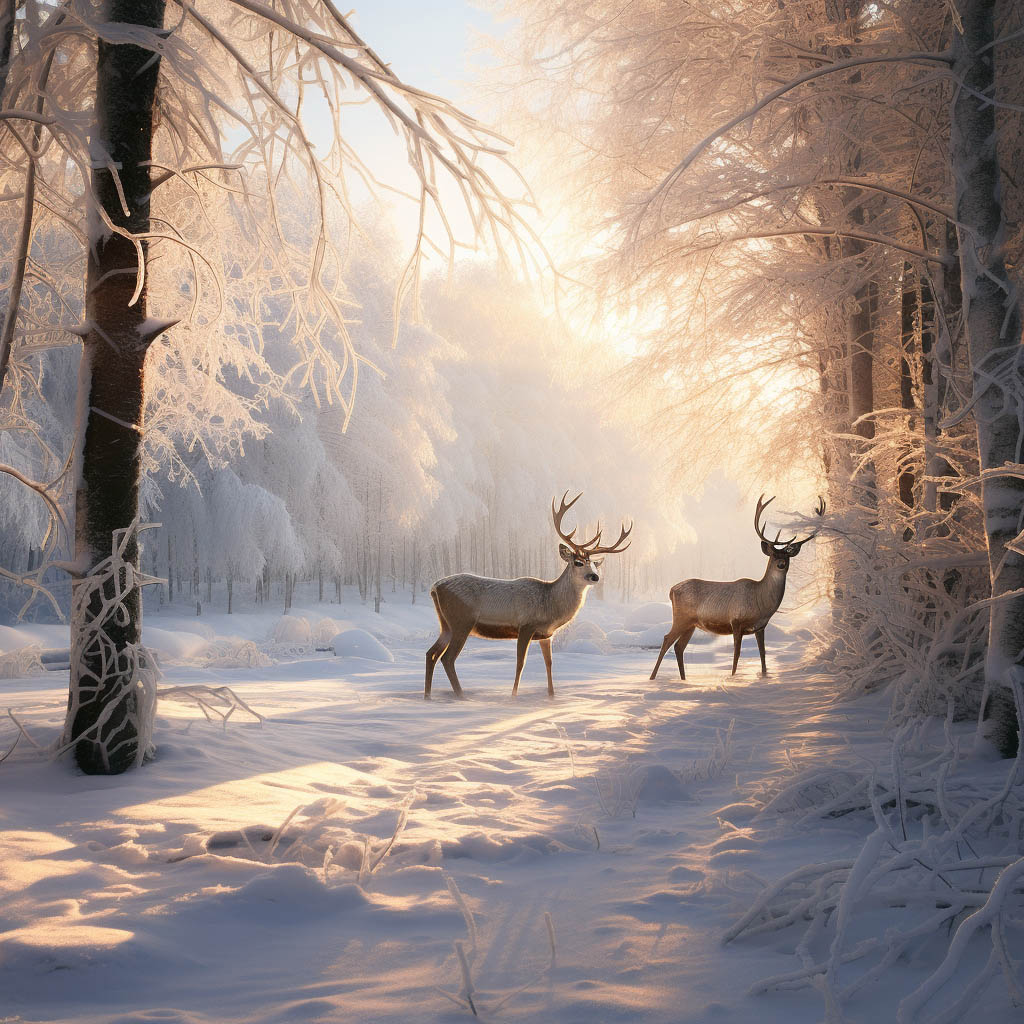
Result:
[635, 50, 954, 237]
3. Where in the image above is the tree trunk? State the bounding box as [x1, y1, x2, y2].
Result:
[952, 0, 1024, 756]
[898, 265, 918, 512]
[64, 0, 166, 775]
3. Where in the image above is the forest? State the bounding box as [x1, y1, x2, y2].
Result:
[0, 1, 1022, 1022]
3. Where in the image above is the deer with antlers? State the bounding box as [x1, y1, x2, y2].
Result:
[425, 492, 632, 698]
[650, 495, 824, 681]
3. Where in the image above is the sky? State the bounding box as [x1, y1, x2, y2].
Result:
[347, 1, 503, 108]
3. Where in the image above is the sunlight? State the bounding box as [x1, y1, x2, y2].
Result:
[1, 1, 1022, 1022]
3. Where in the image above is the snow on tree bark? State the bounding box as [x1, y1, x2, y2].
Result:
[65, 0, 167, 775]
[951, 0, 1024, 756]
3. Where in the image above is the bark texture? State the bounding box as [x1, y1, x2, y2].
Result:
[952, 0, 1024, 756]
[66, 0, 165, 774]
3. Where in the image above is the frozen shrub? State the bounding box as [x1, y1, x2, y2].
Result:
[273, 616, 312, 646]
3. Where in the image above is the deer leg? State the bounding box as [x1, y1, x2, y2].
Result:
[731, 630, 743, 675]
[425, 594, 450, 699]
[650, 627, 681, 680]
[673, 626, 696, 680]
[755, 628, 767, 675]
[539, 637, 554, 697]
[512, 629, 533, 696]
[425, 634, 449, 698]
[439, 628, 469, 698]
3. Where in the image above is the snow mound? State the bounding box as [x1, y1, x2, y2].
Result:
[143, 627, 211, 663]
[272, 615, 312, 645]
[0, 623, 28, 654]
[216, 864, 369, 918]
[623, 602, 672, 631]
[553, 619, 609, 653]
[635, 764, 690, 803]
[636, 624, 671, 648]
[563, 638, 607, 655]
[606, 628, 639, 647]
[331, 629, 394, 663]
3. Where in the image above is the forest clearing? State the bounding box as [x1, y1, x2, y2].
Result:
[1, 1, 1023, 1021]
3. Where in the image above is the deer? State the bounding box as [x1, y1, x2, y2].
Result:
[649, 495, 825, 681]
[425, 492, 632, 699]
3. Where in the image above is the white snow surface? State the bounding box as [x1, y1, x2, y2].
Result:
[0, 591, 1013, 1023]
[331, 628, 394, 663]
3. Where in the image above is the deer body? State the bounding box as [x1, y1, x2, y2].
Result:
[426, 492, 631, 698]
[650, 495, 823, 681]
[433, 568, 590, 641]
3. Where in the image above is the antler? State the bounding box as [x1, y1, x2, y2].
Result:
[754, 494, 796, 550]
[755, 493, 825, 551]
[552, 490, 583, 548]
[585, 520, 633, 555]
[552, 491, 632, 555]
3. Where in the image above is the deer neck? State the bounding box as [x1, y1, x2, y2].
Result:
[550, 563, 589, 624]
[758, 557, 788, 613]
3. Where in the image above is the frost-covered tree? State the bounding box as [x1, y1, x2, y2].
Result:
[502, 0, 1024, 751]
[501, 1, 1024, 1013]
[0, 0, 529, 773]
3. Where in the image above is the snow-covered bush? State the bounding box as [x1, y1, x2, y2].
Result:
[198, 638, 272, 670]
[273, 616, 312, 646]
[0, 645, 46, 679]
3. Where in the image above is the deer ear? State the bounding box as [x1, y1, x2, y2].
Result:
[761, 540, 774, 556]
[558, 544, 574, 562]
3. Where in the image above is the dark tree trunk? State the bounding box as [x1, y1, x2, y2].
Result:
[898, 265, 918, 512]
[64, 0, 166, 775]
[952, 0, 1024, 756]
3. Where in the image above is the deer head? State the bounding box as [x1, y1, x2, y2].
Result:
[754, 494, 825, 573]
[552, 490, 632, 587]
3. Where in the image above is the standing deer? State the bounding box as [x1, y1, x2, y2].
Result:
[650, 495, 824, 681]
[425, 492, 632, 698]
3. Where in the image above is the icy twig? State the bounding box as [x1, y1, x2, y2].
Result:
[7, 708, 44, 749]
[367, 788, 416, 875]
[444, 872, 478, 961]
[489, 911, 559, 1013]
[554, 722, 576, 777]
[157, 684, 265, 725]
[455, 940, 478, 1016]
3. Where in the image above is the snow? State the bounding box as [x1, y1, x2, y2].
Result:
[623, 601, 673, 630]
[272, 614, 312, 645]
[0, 592, 1015, 1023]
[331, 627, 395, 662]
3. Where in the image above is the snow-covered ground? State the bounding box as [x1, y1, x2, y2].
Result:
[0, 593, 1013, 1023]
